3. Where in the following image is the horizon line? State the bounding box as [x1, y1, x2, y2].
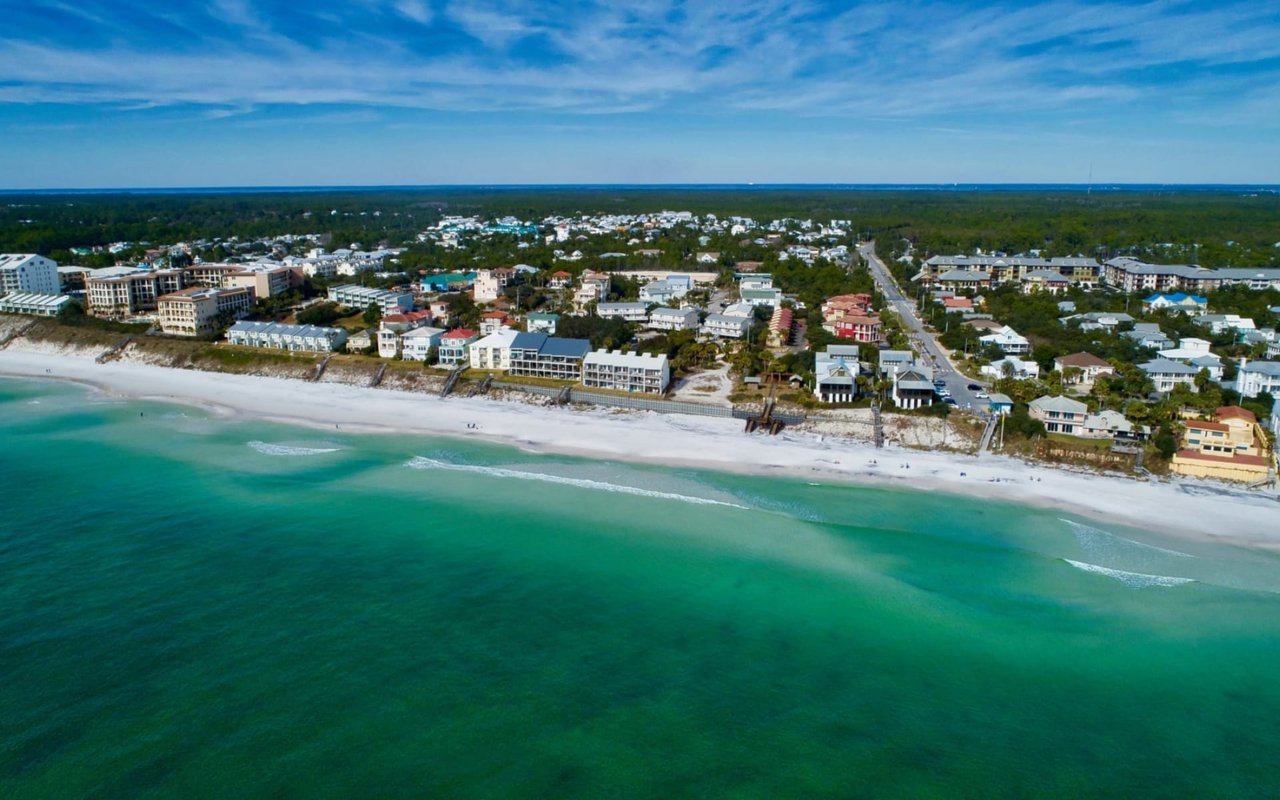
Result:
[4, 181, 1280, 195]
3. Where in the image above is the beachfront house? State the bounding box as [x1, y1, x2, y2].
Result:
[508, 333, 591, 381]
[1172, 406, 1272, 483]
[400, 326, 446, 362]
[479, 311, 510, 336]
[581, 349, 670, 394]
[891, 365, 935, 409]
[436, 328, 478, 367]
[1079, 409, 1148, 441]
[814, 346, 862, 403]
[878, 350, 915, 378]
[1028, 395, 1088, 435]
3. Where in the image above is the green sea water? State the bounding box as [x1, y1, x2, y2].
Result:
[2, 377, 1280, 798]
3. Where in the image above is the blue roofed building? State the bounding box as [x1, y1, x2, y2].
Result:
[1142, 293, 1208, 316]
[508, 332, 592, 381]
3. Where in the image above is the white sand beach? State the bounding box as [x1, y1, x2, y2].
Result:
[1, 348, 1276, 545]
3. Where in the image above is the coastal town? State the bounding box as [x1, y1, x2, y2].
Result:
[1, 207, 1278, 490]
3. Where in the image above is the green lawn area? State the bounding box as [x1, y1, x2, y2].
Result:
[1046, 432, 1114, 450]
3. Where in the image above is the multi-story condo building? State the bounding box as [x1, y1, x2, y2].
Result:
[1105, 258, 1280, 293]
[87, 267, 186, 317]
[507, 332, 591, 381]
[0, 253, 59, 296]
[648, 306, 699, 331]
[226, 321, 347, 352]
[328, 284, 413, 316]
[469, 327, 519, 370]
[581, 349, 671, 394]
[157, 286, 253, 337]
[596, 302, 649, 322]
[919, 255, 1102, 285]
[701, 313, 751, 339]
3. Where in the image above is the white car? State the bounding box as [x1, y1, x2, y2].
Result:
[975, 391, 990, 399]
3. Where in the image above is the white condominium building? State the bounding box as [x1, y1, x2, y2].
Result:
[648, 307, 699, 331]
[582, 349, 670, 394]
[0, 254, 59, 297]
[328, 284, 413, 316]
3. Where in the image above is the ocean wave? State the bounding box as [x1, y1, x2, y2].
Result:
[248, 441, 342, 457]
[405, 456, 748, 509]
[1063, 559, 1195, 588]
[1060, 518, 1195, 559]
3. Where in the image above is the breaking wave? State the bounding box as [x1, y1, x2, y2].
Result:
[405, 456, 748, 508]
[248, 441, 342, 457]
[1061, 518, 1195, 559]
[1063, 559, 1196, 588]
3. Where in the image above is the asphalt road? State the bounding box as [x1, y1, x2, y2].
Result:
[859, 242, 989, 414]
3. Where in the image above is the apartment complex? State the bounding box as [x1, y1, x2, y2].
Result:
[87, 267, 186, 317]
[0, 292, 70, 316]
[0, 253, 59, 296]
[226, 321, 347, 352]
[507, 332, 592, 381]
[327, 284, 413, 316]
[581, 349, 671, 394]
[157, 287, 254, 336]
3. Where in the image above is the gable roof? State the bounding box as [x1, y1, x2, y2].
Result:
[1055, 352, 1112, 368]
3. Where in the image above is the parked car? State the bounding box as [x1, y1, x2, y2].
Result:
[967, 383, 981, 391]
[975, 391, 990, 399]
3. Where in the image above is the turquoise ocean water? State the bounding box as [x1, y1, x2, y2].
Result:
[2, 377, 1279, 798]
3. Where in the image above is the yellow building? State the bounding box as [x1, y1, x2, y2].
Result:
[1172, 406, 1273, 483]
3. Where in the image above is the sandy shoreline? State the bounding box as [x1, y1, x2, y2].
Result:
[2, 348, 1277, 545]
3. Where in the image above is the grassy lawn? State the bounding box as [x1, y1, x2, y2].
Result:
[1046, 432, 1114, 450]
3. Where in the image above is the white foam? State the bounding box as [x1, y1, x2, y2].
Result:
[1063, 559, 1196, 588]
[248, 441, 342, 457]
[1060, 518, 1195, 559]
[405, 456, 748, 509]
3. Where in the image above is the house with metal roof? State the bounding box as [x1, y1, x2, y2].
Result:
[1138, 358, 1200, 393]
[891, 365, 935, 409]
[1142, 292, 1208, 316]
[1235, 360, 1280, 398]
[508, 332, 592, 381]
[226, 320, 347, 352]
[814, 346, 862, 404]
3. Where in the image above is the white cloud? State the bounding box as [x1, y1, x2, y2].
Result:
[0, 0, 1277, 126]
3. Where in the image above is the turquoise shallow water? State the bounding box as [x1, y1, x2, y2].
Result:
[2, 377, 1280, 798]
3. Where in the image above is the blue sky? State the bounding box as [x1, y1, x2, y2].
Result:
[2, 0, 1278, 187]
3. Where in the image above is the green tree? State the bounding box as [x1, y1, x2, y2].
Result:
[363, 302, 382, 327]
